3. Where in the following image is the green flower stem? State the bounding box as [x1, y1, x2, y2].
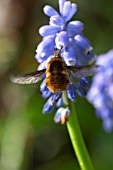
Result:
[66, 101, 95, 170]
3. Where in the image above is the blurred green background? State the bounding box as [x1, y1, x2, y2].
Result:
[0, 0, 113, 170]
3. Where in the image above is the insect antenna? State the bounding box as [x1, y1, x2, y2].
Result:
[54, 46, 64, 57]
[58, 45, 64, 54]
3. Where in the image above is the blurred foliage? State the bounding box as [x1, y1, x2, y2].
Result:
[0, 0, 113, 170]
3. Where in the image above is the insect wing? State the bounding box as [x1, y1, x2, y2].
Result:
[68, 65, 99, 78]
[11, 69, 46, 84]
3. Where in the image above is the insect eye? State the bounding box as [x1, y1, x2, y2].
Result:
[54, 47, 58, 52]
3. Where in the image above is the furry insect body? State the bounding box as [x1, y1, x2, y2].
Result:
[46, 57, 69, 93]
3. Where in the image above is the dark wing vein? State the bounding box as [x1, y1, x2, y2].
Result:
[10, 69, 46, 84]
[67, 65, 99, 78]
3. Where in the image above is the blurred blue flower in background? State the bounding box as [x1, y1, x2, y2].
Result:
[87, 49, 113, 132]
[35, 0, 95, 122]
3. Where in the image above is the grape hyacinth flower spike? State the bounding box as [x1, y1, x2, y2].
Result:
[35, 0, 96, 123]
[87, 49, 113, 132]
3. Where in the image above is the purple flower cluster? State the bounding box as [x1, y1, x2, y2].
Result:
[35, 0, 95, 123]
[87, 50, 113, 132]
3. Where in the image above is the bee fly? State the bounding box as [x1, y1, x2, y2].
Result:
[11, 48, 98, 93]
